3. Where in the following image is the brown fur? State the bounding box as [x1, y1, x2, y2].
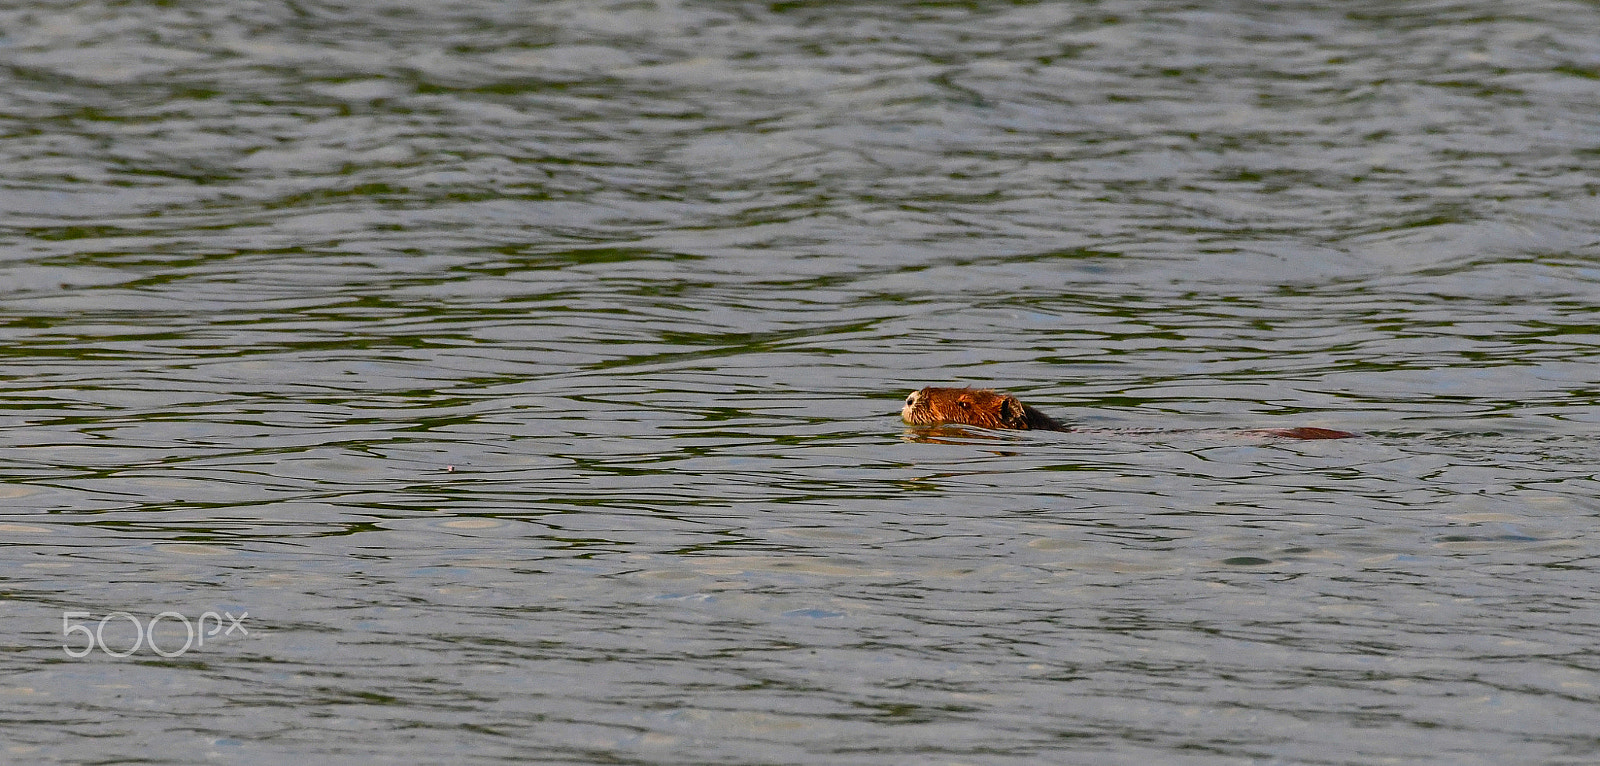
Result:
[901, 386, 1356, 439]
[901, 387, 1069, 431]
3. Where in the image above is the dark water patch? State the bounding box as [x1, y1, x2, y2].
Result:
[1220, 557, 1274, 566]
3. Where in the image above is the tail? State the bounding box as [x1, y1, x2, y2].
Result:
[1244, 427, 1358, 440]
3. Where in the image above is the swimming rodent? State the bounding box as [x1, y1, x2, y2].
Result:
[901, 386, 1356, 440]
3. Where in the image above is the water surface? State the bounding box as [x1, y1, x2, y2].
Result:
[2, 1, 1600, 763]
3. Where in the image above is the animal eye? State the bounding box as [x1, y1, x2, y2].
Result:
[957, 400, 970, 408]
[905, 394, 916, 404]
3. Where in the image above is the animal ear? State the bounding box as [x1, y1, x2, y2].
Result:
[999, 396, 1025, 424]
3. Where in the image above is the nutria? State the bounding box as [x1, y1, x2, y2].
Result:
[901, 386, 1356, 440]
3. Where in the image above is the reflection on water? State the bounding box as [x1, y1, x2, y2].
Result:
[2, 0, 1600, 762]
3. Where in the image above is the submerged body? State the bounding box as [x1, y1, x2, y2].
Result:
[901, 386, 1356, 440]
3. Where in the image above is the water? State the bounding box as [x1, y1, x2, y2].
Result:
[2, 0, 1600, 763]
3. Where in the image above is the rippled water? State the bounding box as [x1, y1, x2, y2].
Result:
[3, 0, 1600, 763]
